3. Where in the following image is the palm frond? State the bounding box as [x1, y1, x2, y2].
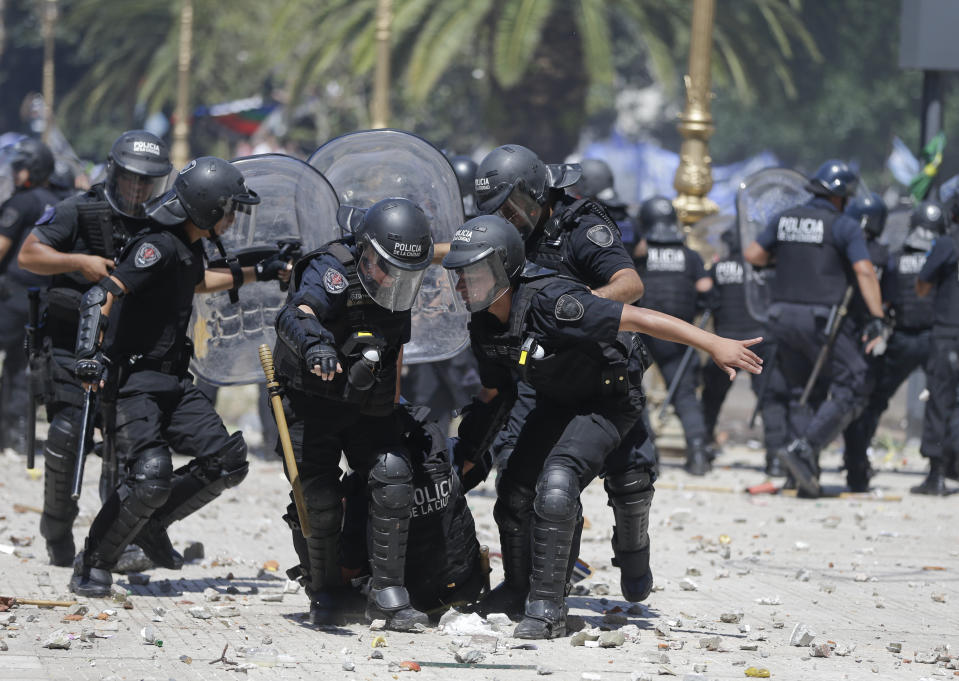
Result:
[492, 0, 554, 87]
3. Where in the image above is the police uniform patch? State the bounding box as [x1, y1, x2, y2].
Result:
[37, 205, 55, 225]
[134, 242, 161, 268]
[323, 267, 348, 294]
[554, 293, 585, 321]
[0, 206, 19, 229]
[586, 224, 614, 247]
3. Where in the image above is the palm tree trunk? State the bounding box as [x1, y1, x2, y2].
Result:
[41, 0, 57, 144]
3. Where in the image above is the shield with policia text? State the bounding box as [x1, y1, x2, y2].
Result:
[737, 167, 811, 324]
[189, 154, 341, 385]
[308, 129, 469, 363]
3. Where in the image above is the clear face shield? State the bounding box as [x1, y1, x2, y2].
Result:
[450, 250, 512, 313]
[495, 184, 544, 240]
[106, 163, 170, 218]
[357, 238, 428, 312]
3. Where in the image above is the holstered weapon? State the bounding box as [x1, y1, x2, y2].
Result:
[657, 310, 711, 423]
[258, 344, 311, 537]
[24, 287, 42, 469]
[71, 386, 96, 500]
[799, 285, 855, 406]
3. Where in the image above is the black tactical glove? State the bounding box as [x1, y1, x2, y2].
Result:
[255, 253, 290, 282]
[75, 355, 105, 384]
[451, 436, 493, 492]
[862, 316, 890, 355]
[697, 287, 719, 312]
[304, 342, 338, 375]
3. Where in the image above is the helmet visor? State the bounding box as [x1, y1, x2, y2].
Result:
[106, 165, 169, 218]
[450, 250, 511, 313]
[357, 238, 427, 312]
[495, 184, 543, 240]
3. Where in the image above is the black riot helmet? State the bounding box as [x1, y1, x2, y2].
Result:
[11, 137, 54, 186]
[442, 214, 525, 313]
[903, 201, 947, 252]
[146, 156, 259, 230]
[720, 226, 740, 255]
[845, 191, 888, 239]
[104, 130, 173, 218]
[639, 195, 684, 244]
[474, 144, 581, 240]
[805, 159, 858, 199]
[340, 197, 433, 312]
[450, 154, 479, 218]
[572, 158, 616, 202]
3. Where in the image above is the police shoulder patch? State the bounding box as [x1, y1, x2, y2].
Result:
[37, 205, 55, 225]
[322, 267, 348, 294]
[554, 293, 585, 321]
[586, 223, 614, 247]
[0, 206, 19, 229]
[134, 242, 161, 268]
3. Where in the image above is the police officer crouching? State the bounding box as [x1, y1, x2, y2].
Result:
[446, 216, 762, 639]
[69, 157, 287, 596]
[272, 198, 433, 630]
[744, 161, 887, 498]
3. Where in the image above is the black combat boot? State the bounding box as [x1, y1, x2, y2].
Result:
[846, 460, 873, 494]
[911, 459, 948, 496]
[684, 439, 711, 476]
[777, 438, 820, 497]
[69, 547, 114, 598]
[132, 519, 184, 570]
[605, 471, 654, 602]
[764, 452, 785, 478]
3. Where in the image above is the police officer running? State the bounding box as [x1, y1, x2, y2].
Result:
[744, 161, 886, 498]
[17, 131, 173, 566]
[68, 157, 287, 596]
[0, 138, 57, 457]
[571, 158, 639, 248]
[634, 196, 714, 475]
[445, 215, 762, 639]
[271, 197, 434, 630]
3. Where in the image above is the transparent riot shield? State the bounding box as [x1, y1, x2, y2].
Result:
[736, 168, 811, 324]
[694, 213, 736, 261]
[879, 205, 913, 253]
[308, 129, 469, 363]
[190, 154, 341, 386]
[0, 144, 20, 207]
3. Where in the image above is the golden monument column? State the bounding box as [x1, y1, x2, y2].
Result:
[370, 0, 392, 129]
[171, 0, 194, 170]
[41, 0, 57, 144]
[673, 0, 719, 252]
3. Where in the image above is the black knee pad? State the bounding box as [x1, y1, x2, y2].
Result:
[604, 468, 653, 499]
[369, 450, 413, 517]
[533, 466, 581, 524]
[218, 432, 249, 488]
[130, 448, 173, 510]
[297, 479, 343, 534]
[45, 410, 82, 466]
[369, 450, 413, 486]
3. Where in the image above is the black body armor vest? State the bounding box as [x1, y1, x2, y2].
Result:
[892, 249, 934, 331]
[712, 258, 760, 337]
[637, 245, 698, 322]
[770, 203, 849, 306]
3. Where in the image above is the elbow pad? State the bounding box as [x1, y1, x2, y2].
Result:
[75, 285, 109, 360]
[275, 304, 335, 359]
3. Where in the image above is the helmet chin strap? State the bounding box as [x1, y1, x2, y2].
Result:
[210, 233, 242, 303]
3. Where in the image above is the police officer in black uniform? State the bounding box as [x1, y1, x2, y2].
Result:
[913, 201, 959, 495]
[744, 160, 886, 498]
[18, 131, 173, 566]
[634, 196, 714, 474]
[68, 157, 286, 596]
[571, 158, 639, 247]
[471, 144, 658, 615]
[0, 138, 57, 456]
[445, 215, 762, 639]
[839, 193, 892, 491]
[450, 154, 479, 219]
[272, 197, 433, 630]
[700, 227, 785, 475]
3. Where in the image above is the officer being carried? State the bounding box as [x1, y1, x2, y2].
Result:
[744, 160, 886, 498]
[68, 157, 288, 596]
[271, 197, 434, 631]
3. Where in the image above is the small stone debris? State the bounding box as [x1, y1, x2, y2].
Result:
[109, 585, 129, 601]
[932, 593, 947, 603]
[139, 626, 157, 644]
[656, 664, 677, 675]
[686, 567, 702, 576]
[371, 649, 383, 659]
[571, 630, 601, 646]
[834, 642, 855, 657]
[582, 673, 602, 681]
[914, 650, 939, 664]
[740, 643, 759, 651]
[754, 596, 780, 606]
[183, 541, 204, 562]
[259, 593, 284, 603]
[679, 578, 699, 591]
[43, 629, 72, 649]
[370, 619, 387, 631]
[630, 674, 652, 681]
[342, 659, 355, 671]
[720, 612, 743, 623]
[189, 606, 213, 619]
[590, 582, 610, 596]
[795, 568, 811, 582]
[455, 648, 485, 664]
[699, 636, 723, 651]
[794, 541, 810, 551]
[854, 573, 871, 582]
[469, 635, 499, 653]
[127, 573, 150, 586]
[820, 583, 836, 594]
[0, 613, 14, 626]
[603, 611, 628, 626]
[654, 623, 672, 638]
[214, 605, 241, 617]
[693, 663, 708, 673]
[283, 580, 301, 594]
[0, 639, 7, 651]
[822, 515, 841, 528]
[599, 631, 626, 648]
[809, 642, 832, 657]
[886, 642, 902, 653]
[536, 665, 553, 675]
[789, 623, 816, 646]
[203, 587, 221, 602]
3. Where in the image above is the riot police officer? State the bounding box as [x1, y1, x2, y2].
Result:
[700, 227, 785, 476]
[68, 157, 285, 596]
[450, 154, 479, 219]
[744, 160, 886, 498]
[472, 144, 658, 614]
[0, 137, 57, 456]
[18, 131, 173, 566]
[634, 196, 714, 475]
[571, 158, 639, 247]
[445, 215, 761, 639]
[914, 201, 959, 495]
[272, 197, 434, 630]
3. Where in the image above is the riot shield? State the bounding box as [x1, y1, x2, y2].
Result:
[879, 205, 912, 253]
[190, 154, 341, 386]
[0, 143, 21, 206]
[737, 168, 811, 324]
[694, 213, 736, 261]
[308, 129, 469, 364]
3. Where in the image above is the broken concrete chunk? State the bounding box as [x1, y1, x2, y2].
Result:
[183, 542, 204, 562]
[599, 631, 626, 648]
[42, 629, 72, 649]
[189, 606, 213, 619]
[679, 578, 699, 591]
[455, 648, 486, 664]
[789, 623, 816, 646]
[720, 612, 743, 623]
[809, 642, 832, 657]
[699, 636, 723, 651]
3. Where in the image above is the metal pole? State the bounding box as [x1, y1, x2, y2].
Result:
[370, 0, 392, 129]
[171, 0, 194, 170]
[41, 0, 57, 144]
[673, 0, 718, 254]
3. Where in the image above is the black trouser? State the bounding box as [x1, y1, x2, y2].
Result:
[766, 302, 870, 450]
[402, 348, 482, 435]
[0, 280, 29, 453]
[844, 328, 930, 472]
[640, 335, 707, 445]
[920, 331, 959, 461]
[196, 376, 278, 456]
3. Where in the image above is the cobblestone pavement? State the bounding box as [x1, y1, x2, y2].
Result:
[0, 386, 956, 681]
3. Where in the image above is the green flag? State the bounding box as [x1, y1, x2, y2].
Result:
[909, 131, 946, 201]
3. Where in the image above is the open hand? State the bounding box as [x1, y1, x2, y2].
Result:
[710, 336, 763, 380]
